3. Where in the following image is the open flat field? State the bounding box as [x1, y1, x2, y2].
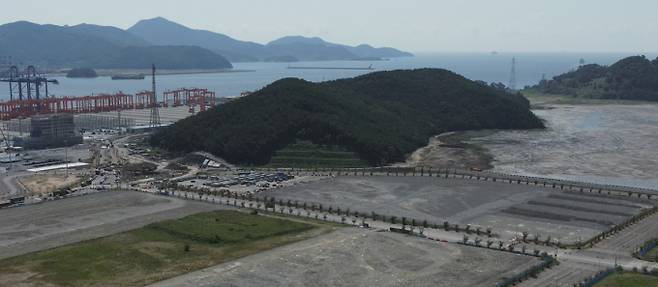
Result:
[471, 104, 658, 189]
[152, 228, 537, 287]
[0, 191, 224, 259]
[264, 176, 654, 243]
[0, 210, 329, 287]
[595, 272, 658, 287]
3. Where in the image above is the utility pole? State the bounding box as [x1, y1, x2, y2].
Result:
[117, 109, 122, 130]
[508, 57, 517, 90]
[64, 140, 69, 176]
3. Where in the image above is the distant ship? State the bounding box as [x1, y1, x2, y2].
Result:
[111, 74, 145, 80]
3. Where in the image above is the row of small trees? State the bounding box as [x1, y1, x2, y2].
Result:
[633, 239, 658, 262]
[490, 252, 557, 287]
[164, 187, 497, 238]
[579, 266, 658, 287]
[167, 178, 657, 252]
[251, 167, 656, 199]
[520, 231, 559, 247]
[510, 206, 658, 250]
[565, 206, 658, 249]
[461, 234, 551, 257]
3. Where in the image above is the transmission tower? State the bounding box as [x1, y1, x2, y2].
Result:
[508, 57, 517, 90]
[149, 64, 161, 128]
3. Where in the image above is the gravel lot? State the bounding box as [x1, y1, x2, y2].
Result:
[0, 191, 224, 259]
[151, 228, 537, 287]
[263, 176, 654, 243]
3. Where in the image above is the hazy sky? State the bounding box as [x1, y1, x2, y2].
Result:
[2, 0, 657, 53]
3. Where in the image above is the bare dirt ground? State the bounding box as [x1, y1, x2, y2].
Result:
[264, 176, 653, 244]
[404, 104, 658, 190]
[19, 174, 81, 195]
[471, 104, 658, 189]
[0, 191, 225, 259]
[398, 132, 493, 170]
[151, 228, 537, 287]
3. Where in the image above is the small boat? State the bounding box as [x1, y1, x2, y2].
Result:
[111, 74, 145, 80]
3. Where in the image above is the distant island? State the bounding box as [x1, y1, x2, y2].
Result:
[151, 69, 544, 166]
[0, 17, 411, 69]
[528, 55, 658, 101]
[66, 67, 97, 78]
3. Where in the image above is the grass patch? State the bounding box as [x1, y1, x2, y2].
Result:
[522, 89, 657, 106]
[644, 247, 658, 262]
[595, 272, 658, 287]
[0, 210, 335, 286]
[267, 141, 369, 168]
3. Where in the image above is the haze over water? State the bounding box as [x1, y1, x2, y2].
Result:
[3, 52, 656, 100]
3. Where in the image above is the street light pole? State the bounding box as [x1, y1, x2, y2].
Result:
[65, 142, 68, 176]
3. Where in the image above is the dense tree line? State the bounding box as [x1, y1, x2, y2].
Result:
[533, 55, 658, 101]
[151, 69, 544, 166]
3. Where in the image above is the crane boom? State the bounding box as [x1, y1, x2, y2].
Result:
[0, 122, 9, 151]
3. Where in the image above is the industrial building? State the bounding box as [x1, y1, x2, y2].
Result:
[26, 114, 82, 149]
[1, 64, 217, 150]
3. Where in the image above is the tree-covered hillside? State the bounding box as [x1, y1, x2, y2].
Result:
[151, 69, 544, 166]
[92, 46, 232, 69]
[531, 55, 658, 101]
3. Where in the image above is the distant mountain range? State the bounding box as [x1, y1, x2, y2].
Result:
[0, 17, 412, 69]
[0, 21, 232, 69]
[128, 17, 413, 62]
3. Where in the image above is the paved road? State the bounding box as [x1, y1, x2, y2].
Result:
[516, 212, 658, 286]
[257, 168, 658, 199]
[0, 171, 27, 200]
[145, 188, 658, 287]
[156, 189, 519, 244]
[518, 261, 600, 287]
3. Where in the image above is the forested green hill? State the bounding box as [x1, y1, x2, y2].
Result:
[530, 55, 658, 101]
[151, 69, 544, 166]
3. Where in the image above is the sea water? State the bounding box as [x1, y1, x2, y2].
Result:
[2, 52, 656, 100]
